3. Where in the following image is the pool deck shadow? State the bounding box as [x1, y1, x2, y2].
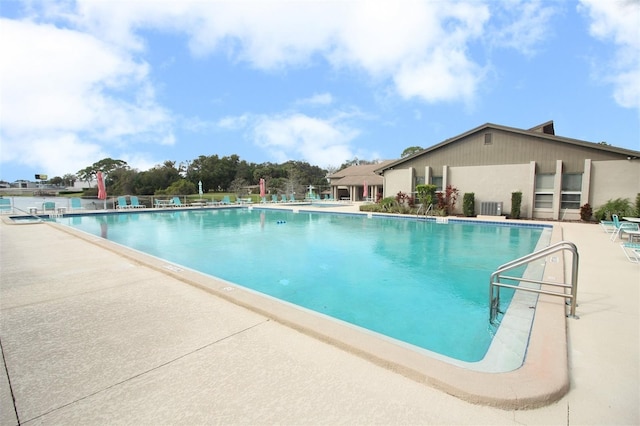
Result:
[1, 206, 638, 425]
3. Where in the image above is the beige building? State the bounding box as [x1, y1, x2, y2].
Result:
[375, 121, 640, 220]
[327, 160, 395, 202]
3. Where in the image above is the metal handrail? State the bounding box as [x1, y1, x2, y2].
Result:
[10, 206, 45, 222]
[416, 203, 433, 218]
[489, 240, 579, 324]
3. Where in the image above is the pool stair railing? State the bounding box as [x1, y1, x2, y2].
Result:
[7, 205, 45, 222]
[416, 203, 433, 219]
[489, 240, 579, 325]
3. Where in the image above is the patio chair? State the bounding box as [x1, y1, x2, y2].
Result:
[610, 220, 637, 242]
[42, 201, 56, 213]
[280, 194, 288, 203]
[221, 196, 232, 205]
[118, 196, 132, 209]
[620, 242, 640, 263]
[130, 196, 146, 208]
[271, 195, 279, 203]
[70, 198, 84, 210]
[0, 198, 12, 214]
[171, 196, 183, 207]
[600, 214, 618, 233]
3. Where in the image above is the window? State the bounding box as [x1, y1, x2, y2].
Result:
[484, 133, 492, 145]
[534, 174, 554, 209]
[431, 176, 443, 192]
[561, 173, 582, 210]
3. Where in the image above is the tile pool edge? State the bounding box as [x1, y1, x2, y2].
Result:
[47, 220, 569, 410]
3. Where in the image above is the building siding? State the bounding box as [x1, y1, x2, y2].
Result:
[400, 129, 629, 178]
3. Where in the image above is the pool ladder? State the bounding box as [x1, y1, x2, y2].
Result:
[489, 241, 579, 325]
[416, 203, 433, 219]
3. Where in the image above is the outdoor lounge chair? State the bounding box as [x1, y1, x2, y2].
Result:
[620, 242, 640, 263]
[70, 198, 84, 210]
[610, 219, 638, 242]
[221, 196, 232, 205]
[171, 196, 183, 207]
[117, 196, 130, 209]
[271, 195, 278, 203]
[42, 201, 56, 213]
[130, 196, 146, 208]
[600, 214, 618, 233]
[0, 198, 12, 214]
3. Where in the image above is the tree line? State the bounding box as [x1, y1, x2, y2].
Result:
[53, 155, 366, 197]
[40, 146, 422, 197]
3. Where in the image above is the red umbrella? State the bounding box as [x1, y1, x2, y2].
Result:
[97, 171, 107, 209]
[363, 180, 368, 199]
[259, 178, 266, 198]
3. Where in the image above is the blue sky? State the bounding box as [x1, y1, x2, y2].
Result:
[1, 0, 638, 182]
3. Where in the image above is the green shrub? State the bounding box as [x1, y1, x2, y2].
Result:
[415, 184, 437, 208]
[462, 193, 475, 217]
[379, 197, 397, 212]
[359, 203, 380, 213]
[511, 191, 522, 219]
[635, 193, 640, 217]
[594, 198, 633, 221]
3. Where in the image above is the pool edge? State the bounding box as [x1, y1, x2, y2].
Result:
[47, 219, 569, 410]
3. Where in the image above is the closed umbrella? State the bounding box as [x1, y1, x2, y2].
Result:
[363, 180, 368, 199]
[260, 178, 266, 198]
[97, 171, 107, 209]
[198, 180, 203, 198]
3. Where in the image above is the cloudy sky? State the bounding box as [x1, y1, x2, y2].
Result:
[1, 0, 638, 182]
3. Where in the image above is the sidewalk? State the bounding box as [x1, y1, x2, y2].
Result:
[0, 212, 638, 425]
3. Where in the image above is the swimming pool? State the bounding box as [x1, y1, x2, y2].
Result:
[55, 208, 550, 365]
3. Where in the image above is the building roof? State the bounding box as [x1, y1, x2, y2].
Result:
[375, 121, 640, 173]
[328, 160, 395, 186]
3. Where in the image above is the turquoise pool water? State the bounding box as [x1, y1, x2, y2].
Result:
[57, 208, 548, 362]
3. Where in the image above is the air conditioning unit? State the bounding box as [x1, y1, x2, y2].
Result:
[480, 201, 503, 216]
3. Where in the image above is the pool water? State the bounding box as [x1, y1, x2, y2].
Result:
[58, 209, 548, 362]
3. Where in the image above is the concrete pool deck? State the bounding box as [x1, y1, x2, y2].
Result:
[0, 204, 638, 425]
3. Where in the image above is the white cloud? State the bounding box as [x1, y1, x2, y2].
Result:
[296, 93, 334, 106]
[252, 113, 358, 166]
[2, 133, 107, 179]
[50, 1, 493, 104]
[217, 114, 251, 130]
[579, 0, 640, 109]
[487, 0, 559, 56]
[0, 17, 174, 175]
[394, 48, 484, 103]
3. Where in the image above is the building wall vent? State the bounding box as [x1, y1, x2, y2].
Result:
[480, 201, 503, 216]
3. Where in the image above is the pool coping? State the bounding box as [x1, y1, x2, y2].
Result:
[14, 211, 569, 410]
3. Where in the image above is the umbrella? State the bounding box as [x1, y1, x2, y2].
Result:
[97, 171, 107, 209]
[363, 180, 368, 199]
[198, 180, 203, 198]
[259, 178, 266, 198]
